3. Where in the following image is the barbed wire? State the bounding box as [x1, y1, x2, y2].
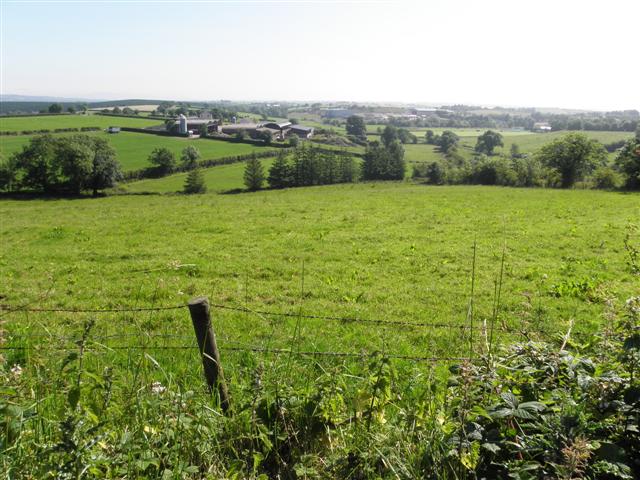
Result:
[0, 304, 187, 314]
[0, 301, 590, 342]
[0, 342, 477, 363]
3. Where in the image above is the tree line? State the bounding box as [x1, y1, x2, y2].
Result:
[414, 127, 640, 190]
[0, 134, 122, 195]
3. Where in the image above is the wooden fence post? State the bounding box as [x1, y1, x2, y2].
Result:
[188, 296, 230, 413]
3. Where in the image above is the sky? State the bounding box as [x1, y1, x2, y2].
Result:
[1, 0, 639, 111]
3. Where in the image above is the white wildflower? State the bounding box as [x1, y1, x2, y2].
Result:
[151, 381, 166, 394]
[626, 296, 640, 315]
[10, 364, 23, 377]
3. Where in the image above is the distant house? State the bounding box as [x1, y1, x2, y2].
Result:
[107, 126, 120, 134]
[533, 122, 552, 132]
[290, 125, 314, 139]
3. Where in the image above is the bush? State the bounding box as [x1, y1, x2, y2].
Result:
[591, 166, 622, 189]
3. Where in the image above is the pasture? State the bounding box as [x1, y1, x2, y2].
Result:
[2, 183, 639, 477]
[3, 184, 638, 354]
[0, 113, 162, 132]
[0, 131, 276, 171]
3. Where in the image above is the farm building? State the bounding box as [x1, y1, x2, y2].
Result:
[219, 121, 314, 140]
[290, 125, 314, 139]
[533, 122, 552, 132]
[176, 114, 218, 135]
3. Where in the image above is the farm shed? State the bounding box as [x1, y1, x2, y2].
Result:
[290, 124, 314, 139]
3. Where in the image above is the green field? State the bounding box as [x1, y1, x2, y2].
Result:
[0, 113, 162, 131]
[402, 130, 633, 166]
[3, 183, 639, 477]
[0, 131, 276, 171]
[3, 184, 638, 352]
[121, 157, 276, 193]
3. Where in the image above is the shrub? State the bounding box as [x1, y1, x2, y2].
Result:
[591, 166, 622, 189]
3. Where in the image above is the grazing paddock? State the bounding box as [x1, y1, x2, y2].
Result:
[0, 113, 162, 132]
[0, 131, 277, 171]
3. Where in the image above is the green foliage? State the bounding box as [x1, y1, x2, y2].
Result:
[345, 115, 366, 138]
[183, 168, 207, 194]
[592, 166, 622, 189]
[48, 103, 63, 114]
[288, 135, 299, 148]
[615, 138, 640, 189]
[475, 130, 504, 155]
[243, 153, 265, 191]
[362, 140, 405, 181]
[180, 145, 201, 169]
[434, 130, 460, 153]
[267, 146, 358, 189]
[536, 133, 607, 188]
[8, 134, 121, 194]
[267, 150, 294, 189]
[148, 147, 176, 175]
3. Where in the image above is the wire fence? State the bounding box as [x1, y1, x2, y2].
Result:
[0, 297, 585, 362]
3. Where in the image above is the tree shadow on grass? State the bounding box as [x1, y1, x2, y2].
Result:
[0, 191, 163, 201]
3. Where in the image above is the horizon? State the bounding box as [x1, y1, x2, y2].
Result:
[1, 0, 639, 111]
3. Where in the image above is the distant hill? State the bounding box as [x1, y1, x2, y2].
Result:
[0, 94, 102, 103]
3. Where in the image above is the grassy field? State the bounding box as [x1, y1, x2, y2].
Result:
[0, 113, 162, 132]
[3, 184, 638, 353]
[401, 130, 633, 166]
[2, 183, 639, 476]
[121, 158, 277, 193]
[0, 131, 276, 171]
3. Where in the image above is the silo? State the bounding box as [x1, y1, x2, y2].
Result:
[178, 114, 188, 134]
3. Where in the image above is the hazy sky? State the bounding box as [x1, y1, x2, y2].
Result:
[1, 0, 638, 110]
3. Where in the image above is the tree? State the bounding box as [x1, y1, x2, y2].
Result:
[0, 155, 17, 191]
[536, 133, 607, 188]
[615, 137, 640, 189]
[475, 130, 504, 155]
[435, 131, 460, 153]
[183, 168, 207, 194]
[256, 130, 272, 145]
[243, 154, 264, 191]
[48, 103, 63, 114]
[88, 138, 121, 196]
[425, 130, 436, 144]
[361, 140, 405, 181]
[510, 143, 522, 159]
[288, 135, 299, 147]
[268, 151, 293, 189]
[10, 134, 121, 195]
[112, 106, 122, 114]
[181, 146, 201, 169]
[381, 125, 399, 148]
[337, 152, 357, 183]
[345, 115, 366, 138]
[148, 147, 176, 175]
[67, 106, 76, 114]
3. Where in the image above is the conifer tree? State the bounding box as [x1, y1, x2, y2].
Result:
[183, 168, 207, 194]
[243, 153, 264, 191]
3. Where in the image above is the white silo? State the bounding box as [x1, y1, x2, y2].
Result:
[178, 114, 188, 135]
